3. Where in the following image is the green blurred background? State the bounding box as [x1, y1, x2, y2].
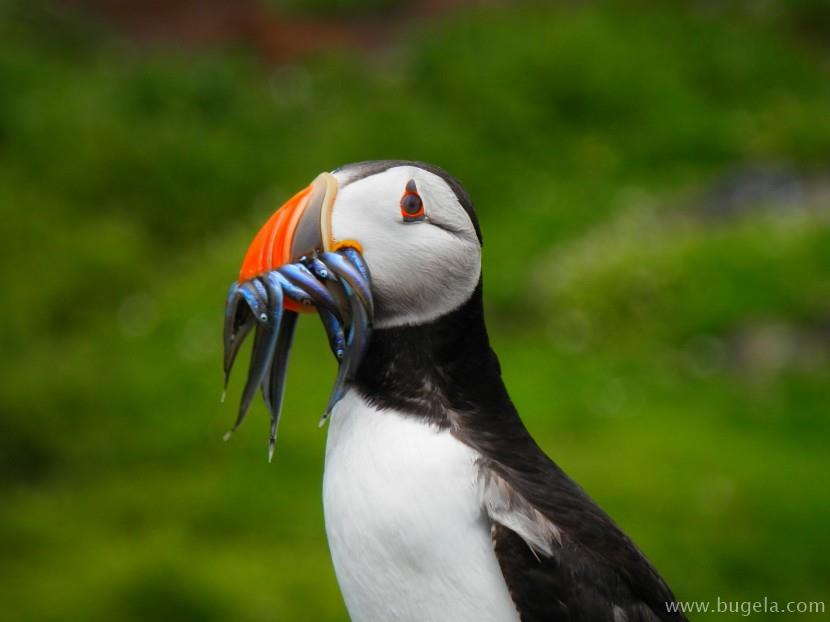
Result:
[1, 0, 829, 619]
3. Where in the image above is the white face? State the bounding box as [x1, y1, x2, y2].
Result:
[330, 164, 482, 329]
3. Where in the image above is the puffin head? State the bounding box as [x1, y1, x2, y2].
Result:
[240, 160, 482, 328]
[330, 161, 483, 327]
[224, 161, 483, 455]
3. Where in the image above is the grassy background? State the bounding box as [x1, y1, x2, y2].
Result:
[1, 0, 829, 619]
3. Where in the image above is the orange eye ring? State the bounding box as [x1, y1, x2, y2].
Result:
[400, 179, 425, 222]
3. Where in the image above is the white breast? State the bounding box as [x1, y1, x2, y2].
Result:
[323, 390, 520, 622]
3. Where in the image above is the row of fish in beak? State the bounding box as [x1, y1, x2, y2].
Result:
[223, 248, 373, 460]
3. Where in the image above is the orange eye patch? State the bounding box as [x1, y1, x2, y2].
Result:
[400, 179, 425, 222]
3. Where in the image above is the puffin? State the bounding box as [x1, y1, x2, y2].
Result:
[222, 160, 687, 622]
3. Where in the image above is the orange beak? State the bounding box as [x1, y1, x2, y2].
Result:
[238, 172, 338, 311]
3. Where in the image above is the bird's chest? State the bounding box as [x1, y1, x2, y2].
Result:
[322, 391, 519, 622]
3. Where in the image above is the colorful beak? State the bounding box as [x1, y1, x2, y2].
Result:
[239, 172, 338, 310]
[222, 171, 374, 460]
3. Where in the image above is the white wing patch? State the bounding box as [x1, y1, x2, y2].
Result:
[479, 466, 562, 557]
[613, 605, 629, 622]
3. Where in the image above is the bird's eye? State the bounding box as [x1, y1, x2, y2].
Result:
[400, 179, 426, 222]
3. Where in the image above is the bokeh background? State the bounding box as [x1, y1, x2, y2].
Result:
[2, 0, 829, 619]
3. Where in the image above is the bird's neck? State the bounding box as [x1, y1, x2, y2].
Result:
[354, 280, 516, 426]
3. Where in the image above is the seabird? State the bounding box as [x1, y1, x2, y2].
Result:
[222, 160, 687, 621]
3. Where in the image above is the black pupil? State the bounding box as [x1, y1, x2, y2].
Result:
[402, 194, 422, 215]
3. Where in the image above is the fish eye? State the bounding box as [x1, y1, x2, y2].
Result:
[400, 179, 426, 222]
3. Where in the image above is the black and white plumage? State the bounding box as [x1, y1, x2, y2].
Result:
[226, 161, 686, 621]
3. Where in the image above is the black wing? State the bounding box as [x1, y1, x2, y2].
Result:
[466, 423, 687, 622]
[448, 347, 685, 622]
[492, 521, 679, 622]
